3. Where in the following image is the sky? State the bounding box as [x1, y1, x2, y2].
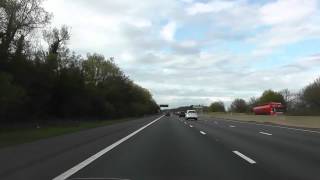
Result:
[43, 0, 320, 108]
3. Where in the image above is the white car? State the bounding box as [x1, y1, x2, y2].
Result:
[185, 110, 198, 121]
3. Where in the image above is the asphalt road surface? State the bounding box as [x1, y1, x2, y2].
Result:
[1, 115, 320, 180]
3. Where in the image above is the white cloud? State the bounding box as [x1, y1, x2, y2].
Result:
[250, 0, 320, 57]
[186, 1, 236, 15]
[160, 21, 177, 42]
[180, 0, 194, 3]
[42, 0, 320, 108]
[260, 0, 318, 25]
[180, 40, 197, 48]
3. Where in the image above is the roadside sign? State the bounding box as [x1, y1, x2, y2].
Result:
[160, 105, 169, 108]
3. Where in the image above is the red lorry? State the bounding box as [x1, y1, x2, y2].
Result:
[253, 102, 286, 115]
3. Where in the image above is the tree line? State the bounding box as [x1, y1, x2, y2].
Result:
[0, 0, 159, 122]
[209, 77, 320, 115]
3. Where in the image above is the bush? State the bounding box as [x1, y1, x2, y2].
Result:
[0, 72, 25, 121]
[230, 99, 247, 113]
[209, 101, 225, 112]
[303, 78, 320, 108]
[299, 78, 320, 115]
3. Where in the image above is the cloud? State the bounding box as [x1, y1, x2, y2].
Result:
[161, 21, 177, 42]
[43, 0, 320, 108]
[186, 1, 236, 15]
[260, 0, 317, 25]
[247, 0, 320, 57]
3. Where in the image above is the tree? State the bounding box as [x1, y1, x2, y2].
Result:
[43, 26, 70, 55]
[0, 0, 51, 63]
[279, 89, 298, 112]
[302, 77, 320, 111]
[82, 54, 122, 86]
[209, 101, 225, 112]
[0, 1, 159, 121]
[43, 26, 71, 73]
[247, 97, 259, 112]
[259, 90, 285, 105]
[0, 72, 25, 120]
[230, 99, 247, 113]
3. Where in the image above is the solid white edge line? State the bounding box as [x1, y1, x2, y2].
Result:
[233, 151, 256, 164]
[260, 132, 272, 136]
[200, 131, 206, 135]
[53, 115, 165, 180]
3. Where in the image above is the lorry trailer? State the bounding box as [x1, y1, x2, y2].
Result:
[253, 102, 286, 115]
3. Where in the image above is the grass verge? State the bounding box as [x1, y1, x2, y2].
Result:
[0, 119, 129, 149]
[206, 112, 320, 129]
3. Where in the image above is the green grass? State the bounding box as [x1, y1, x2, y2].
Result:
[0, 119, 129, 149]
[206, 112, 320, 129]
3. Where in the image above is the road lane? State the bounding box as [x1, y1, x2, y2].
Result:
[54, 116, 164, 180]
[188, 116, 320, 180]
[200, 116, 320, 152]
[70, 116, 273, 180]
[0, 115, 161, 180]
[2, 114, 319, 180]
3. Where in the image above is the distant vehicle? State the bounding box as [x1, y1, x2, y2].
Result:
[185, 110, 198, 120]
[165, 112, 171, 117]
[178, 111, 185, 117]
[253, 102, 286, 115]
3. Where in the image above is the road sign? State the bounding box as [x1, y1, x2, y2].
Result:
[160, 105, 169, 108]
[193, 105, 203, 109]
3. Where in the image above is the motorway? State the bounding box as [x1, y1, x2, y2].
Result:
[0, 115, 320, 180]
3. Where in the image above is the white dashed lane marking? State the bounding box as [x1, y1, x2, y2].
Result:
[233, 151, 256, 164]
[260, 132, 272, 136]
